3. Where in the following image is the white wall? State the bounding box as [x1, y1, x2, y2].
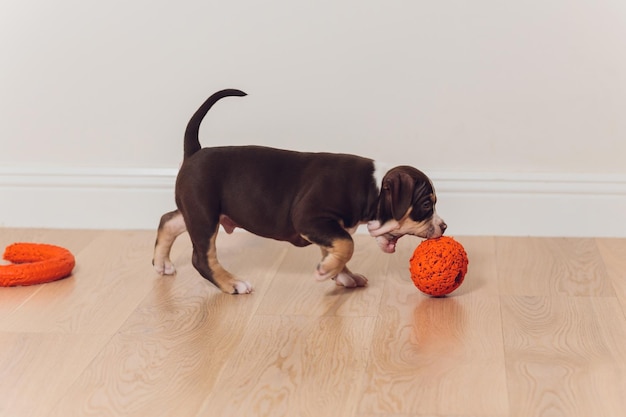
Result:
[2, 1, 626, 235]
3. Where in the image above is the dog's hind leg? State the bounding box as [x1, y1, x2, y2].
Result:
[153, 210, 187, 275]
[189, 223, 253, 295]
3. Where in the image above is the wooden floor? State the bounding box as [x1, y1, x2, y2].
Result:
[1, 228, 626, 417]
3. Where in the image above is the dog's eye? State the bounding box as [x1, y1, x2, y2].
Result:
[422, 201, 432, 211]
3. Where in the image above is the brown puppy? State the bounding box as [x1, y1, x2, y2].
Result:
[153, 89, 447, 294]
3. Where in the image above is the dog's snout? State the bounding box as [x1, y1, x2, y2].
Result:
[440, 221, 447, 234]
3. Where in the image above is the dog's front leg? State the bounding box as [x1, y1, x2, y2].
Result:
[303, 234, 367, 288]
[314, 243, 367, 287]
[298, 219, 367, 286]
[313, 238, 354, 281]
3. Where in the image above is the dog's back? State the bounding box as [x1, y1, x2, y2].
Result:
[177, 145, 379, 244]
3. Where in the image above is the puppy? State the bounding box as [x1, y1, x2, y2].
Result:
[153, 89, 447, 294]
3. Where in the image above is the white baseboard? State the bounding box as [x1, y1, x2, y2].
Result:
[1, 167, 625, 237]
[431, 171, 626, 238]
[0, 167, 177, 231]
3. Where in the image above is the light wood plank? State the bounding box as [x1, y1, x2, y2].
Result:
[359, 415, 443, 417]
[0, 332, 109, 417]
[596, 238, 626, 314]
[360, 237, 509, 416]
[48, 291, 260, 417]
[1, 228, 625, 417]
[496, 237, 614, 296]
[255, 235, 389, 317]
[196, 315, 375, 417]
[501, 295, 626, 417]
[454, 236, 499, 296]
[47, 231, 288, 417]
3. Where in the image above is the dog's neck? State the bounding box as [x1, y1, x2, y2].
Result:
[373, 161, 389, 193]
[361, 160, 389, 223]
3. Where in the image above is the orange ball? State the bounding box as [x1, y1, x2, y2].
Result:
[409, 236, 468, 296]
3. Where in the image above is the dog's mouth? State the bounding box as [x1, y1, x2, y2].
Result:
[376, 233, 402, 253]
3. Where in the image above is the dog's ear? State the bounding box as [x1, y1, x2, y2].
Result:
[379, 170, 415, 221]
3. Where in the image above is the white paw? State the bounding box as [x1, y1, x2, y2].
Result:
[335, 272, 368, 288]
[232, 280, 254, 294]
[154, 259, 176, 275]
[351, 273, 368, 287]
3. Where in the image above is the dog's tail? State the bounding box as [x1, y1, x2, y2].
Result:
[184, 89, 247, 159]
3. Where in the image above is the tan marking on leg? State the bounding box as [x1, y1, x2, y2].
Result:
[207, 228, 253, 294]
[315, 238, 354, 281]
[153, 210, 186, 275]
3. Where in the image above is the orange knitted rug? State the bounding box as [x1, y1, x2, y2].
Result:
[0, 243, 75, 287]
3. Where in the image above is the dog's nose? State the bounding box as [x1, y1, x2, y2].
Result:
[440, 221, 447, 234]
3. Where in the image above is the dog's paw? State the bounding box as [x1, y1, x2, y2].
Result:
[213, 269, 253, 295]
[314, 255, 347, 281]
[314, 264, 340, 281]
[153, 258, 176, 275]
[335, 271, 368, 288]
[230, 280, 254, 295]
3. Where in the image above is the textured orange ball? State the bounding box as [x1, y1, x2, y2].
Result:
[409, 236, 468, 296]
